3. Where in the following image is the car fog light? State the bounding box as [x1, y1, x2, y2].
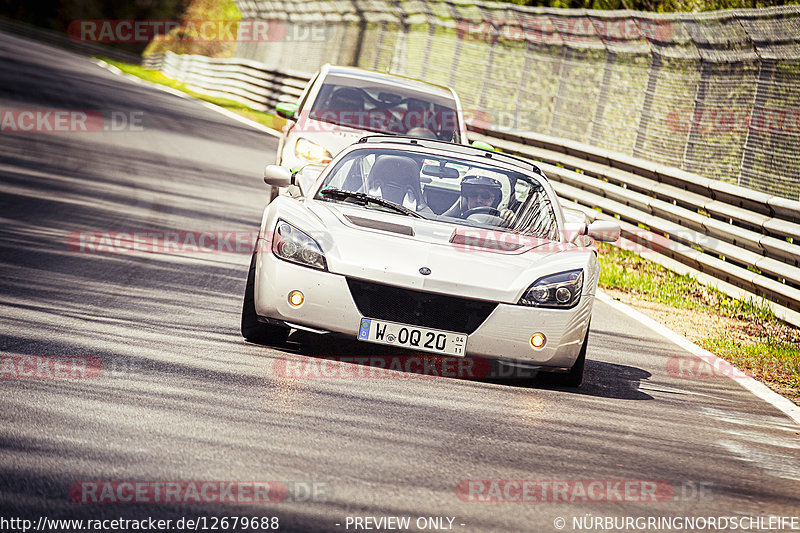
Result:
[288, 290, 304, 307]
[530, 332, 546, 349]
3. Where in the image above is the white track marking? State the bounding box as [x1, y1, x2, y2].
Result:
[596, 290, 800, 426]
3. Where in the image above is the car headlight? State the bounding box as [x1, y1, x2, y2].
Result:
[295, 138, 332, 164]
[518, 269, 583, 308]
[272, 220, 327, 271]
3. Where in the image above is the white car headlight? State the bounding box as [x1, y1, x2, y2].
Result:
[294, 137, 332, 164]
[272, 220, 327, 271]
[518, 269, 583, 308]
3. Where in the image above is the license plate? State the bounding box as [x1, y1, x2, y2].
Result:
[357, 318, 467, 356]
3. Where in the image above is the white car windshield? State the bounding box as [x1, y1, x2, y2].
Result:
[308, 75, 461, 143]
[315, 148, 560, 240]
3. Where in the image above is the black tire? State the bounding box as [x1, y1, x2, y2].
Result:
[548, 324, 589, 388]
[241, 251, 289, 345]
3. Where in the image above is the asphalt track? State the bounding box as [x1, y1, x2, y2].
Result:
[1, 31, 799, 533]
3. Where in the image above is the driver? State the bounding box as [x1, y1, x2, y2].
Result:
[443, 175, 503, 218]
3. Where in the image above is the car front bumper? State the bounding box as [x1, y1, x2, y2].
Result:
[254, 248, 592, 370]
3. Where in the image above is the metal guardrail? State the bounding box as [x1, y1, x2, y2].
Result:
[466, 130, 800, 322]
[144, 52, 308, 112]
[142, 53, 800, 325]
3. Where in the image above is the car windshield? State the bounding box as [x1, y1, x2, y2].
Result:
[315, 148, 560, 240]
[308, 74, 461, 143]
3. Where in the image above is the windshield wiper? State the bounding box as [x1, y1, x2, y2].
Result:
[319, 188, 423, 218]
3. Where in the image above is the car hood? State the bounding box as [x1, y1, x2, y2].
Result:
[293, 201, 586, 304]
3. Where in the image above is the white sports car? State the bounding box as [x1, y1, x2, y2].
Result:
[242, 136, 619, 386]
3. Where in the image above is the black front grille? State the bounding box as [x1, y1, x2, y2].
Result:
[347, 278, 497, 334]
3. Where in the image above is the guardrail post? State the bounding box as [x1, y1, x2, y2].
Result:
[351, 2, 368, 67]
[513, 41, 536, 133]
[547, 46, 573, 138]
[681, 60, 714, 173]
[633, 52, 663, 159]
[418, 2, 437, 80]
[476, 18, 498, 112]
[739, 58, 776, 190]
[390, 29, 408, 75]
[445, 2, 464, 89]
[373, 21, 387, 70]
[335, 21, 356, 66]
[589, 51, 617, 145]
[387, 0, 410, 75]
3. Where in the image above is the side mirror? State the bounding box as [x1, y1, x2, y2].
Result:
[587, 221, 620, 243]
[264, 165, 293, 187]
[562, 208, 588, 225]
[276, 102, 298, 120]
[562, 222, 587, 243]
[294, 164, 325, 196]
[471, 140, 495, 151]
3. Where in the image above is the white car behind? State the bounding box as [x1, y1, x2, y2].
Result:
[274, 65, 471, 173]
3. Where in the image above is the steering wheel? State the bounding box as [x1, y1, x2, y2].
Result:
[462, 206, 502, 218]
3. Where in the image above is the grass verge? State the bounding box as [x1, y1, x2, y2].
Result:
[99, 58, 286, 132]
[598, 244, 800, 403]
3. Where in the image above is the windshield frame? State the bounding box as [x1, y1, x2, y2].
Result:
[307, 73, 463, 143]
[311, 144, 564, 240]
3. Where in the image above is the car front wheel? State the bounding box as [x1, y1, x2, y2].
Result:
[241, 251, 290, 345]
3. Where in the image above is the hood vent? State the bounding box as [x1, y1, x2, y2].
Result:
[344, 214, 414, 236]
